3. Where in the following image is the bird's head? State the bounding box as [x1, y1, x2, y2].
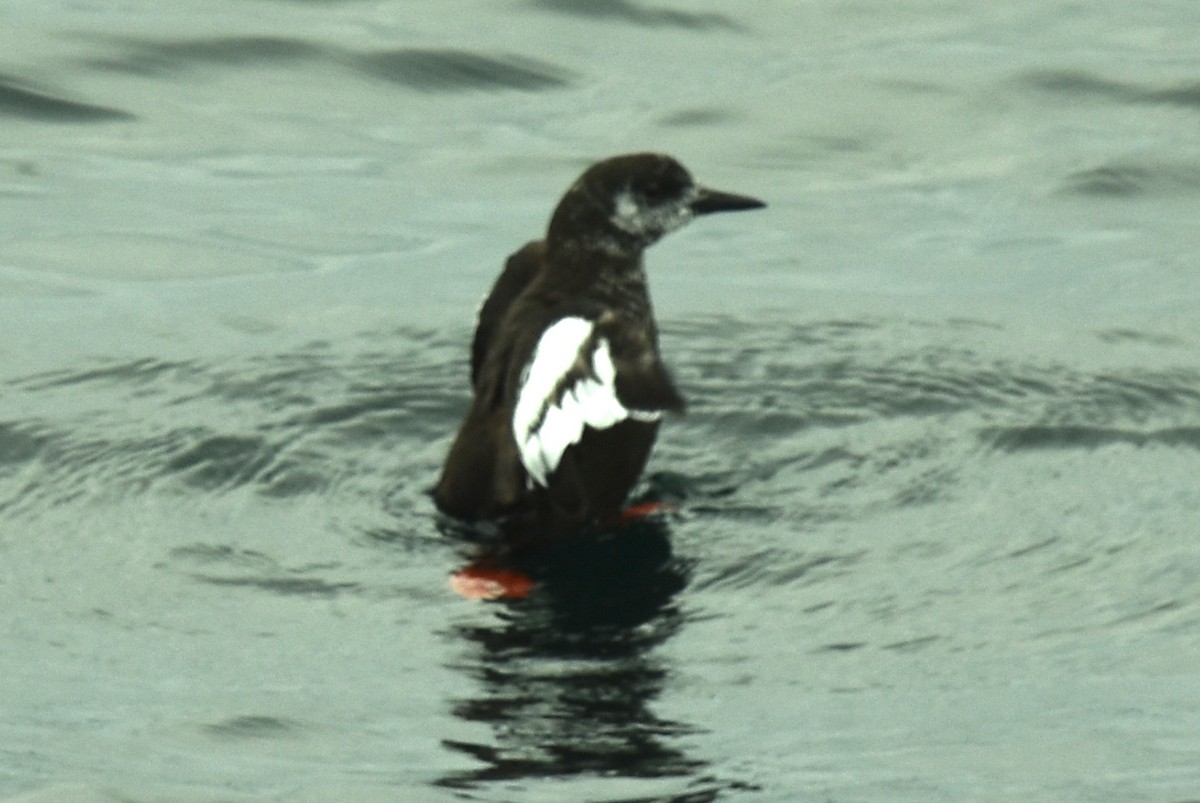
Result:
[547, 153, 764, 258]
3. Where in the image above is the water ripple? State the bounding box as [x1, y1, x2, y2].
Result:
[3, 319, 1198, 534]
[351, 48, 574, 92]
[1059, 162, 1200, 197]
[525, 0, 743, 30]
[1023, 69, 1200, 110]
[0, 73, 133, 123]
[982, 424, 1200, 452]
[0, 329, 462, 515]
[82, 36, 326, 75]
[82, 36, 574, 93]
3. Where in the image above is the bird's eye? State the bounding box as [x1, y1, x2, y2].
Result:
[642, 177, 681, 202]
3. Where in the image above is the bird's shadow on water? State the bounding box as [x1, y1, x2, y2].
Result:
[432, 505, 745, 799]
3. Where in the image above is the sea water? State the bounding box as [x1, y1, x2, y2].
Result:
[2, 2, 1199, 800]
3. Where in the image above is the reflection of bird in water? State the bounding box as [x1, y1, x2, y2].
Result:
[435, 153, 764, 544]
[437, 514, 712, 792]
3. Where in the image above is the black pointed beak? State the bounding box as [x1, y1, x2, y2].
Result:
[690, 186, 766, 215]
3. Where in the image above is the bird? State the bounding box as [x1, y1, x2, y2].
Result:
[434, 152, 765, 540]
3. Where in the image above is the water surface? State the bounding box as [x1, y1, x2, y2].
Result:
[2, 1, 1200, 801]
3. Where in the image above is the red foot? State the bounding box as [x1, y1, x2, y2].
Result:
[619, 501, 676, 524]
[450, 565, 535, 600]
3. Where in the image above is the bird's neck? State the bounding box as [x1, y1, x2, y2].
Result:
[594, 260, 652, 315]
[547, 241, 654, 317]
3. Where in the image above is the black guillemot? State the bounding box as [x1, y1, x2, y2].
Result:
[435, 152, 765, 539]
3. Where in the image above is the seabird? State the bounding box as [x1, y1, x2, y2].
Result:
[435, 152, 764, 538]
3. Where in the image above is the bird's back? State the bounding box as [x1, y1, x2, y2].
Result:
[435, 242, 679, 533]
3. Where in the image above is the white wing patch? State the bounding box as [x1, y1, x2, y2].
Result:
[513, 316, 663, 487]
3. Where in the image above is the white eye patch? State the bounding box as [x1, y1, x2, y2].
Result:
[608, 187, 696, 239]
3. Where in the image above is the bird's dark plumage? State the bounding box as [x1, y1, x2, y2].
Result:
[435, 153, 764, 538]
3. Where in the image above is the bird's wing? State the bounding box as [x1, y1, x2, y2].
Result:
[471, 241, 544, 387]
[511, 315, 680, 487]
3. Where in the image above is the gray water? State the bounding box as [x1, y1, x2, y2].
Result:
[3, 2, 1200, 801]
